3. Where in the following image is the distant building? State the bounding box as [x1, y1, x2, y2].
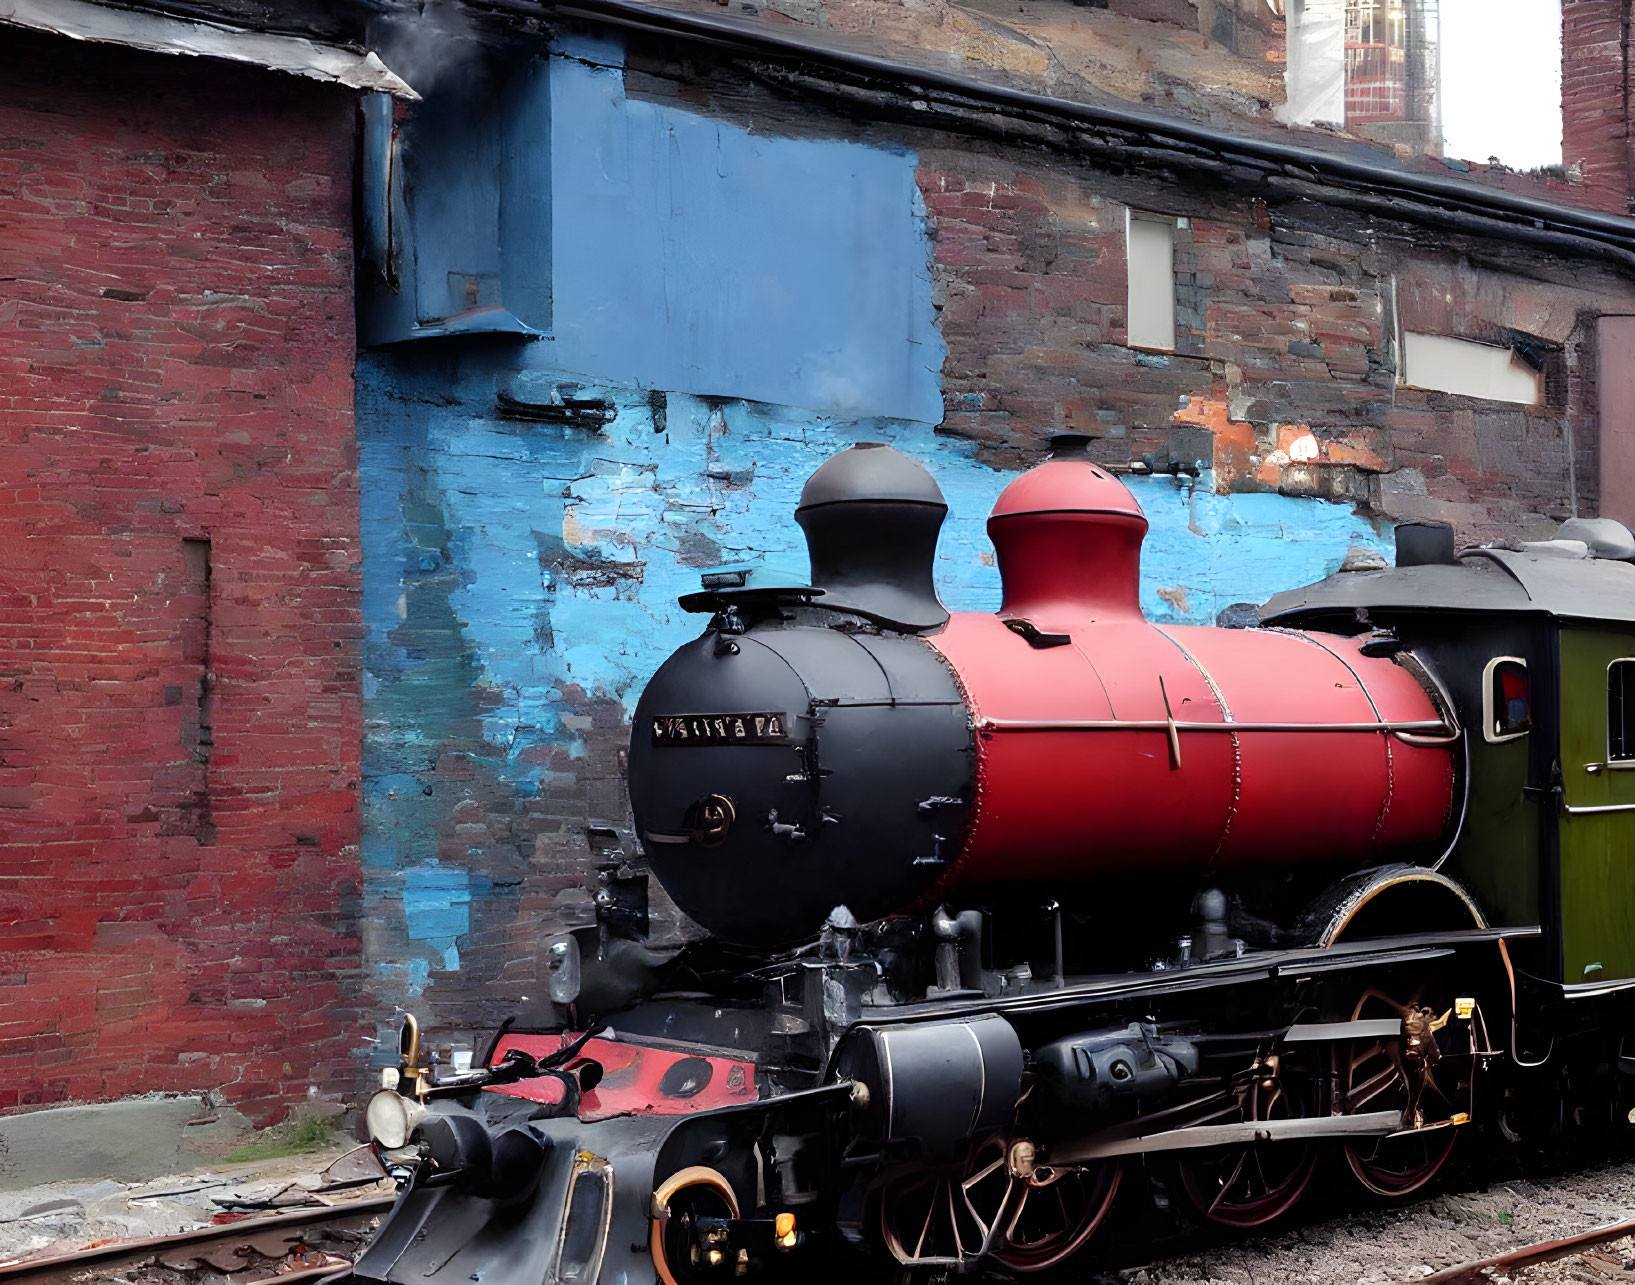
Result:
[1284, 0, 1441, 151]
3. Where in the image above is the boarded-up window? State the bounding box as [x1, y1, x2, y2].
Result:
[1126, 212, 1176, 352]
[1398, 332, 1541, 405]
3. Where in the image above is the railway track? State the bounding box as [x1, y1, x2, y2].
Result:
[2, 1158, 1634, 1285]
[1424, 1219, 1635, 1283]
[0, 1197, 393, 1285]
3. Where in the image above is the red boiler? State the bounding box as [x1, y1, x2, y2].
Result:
[926, 456, 1459, 886]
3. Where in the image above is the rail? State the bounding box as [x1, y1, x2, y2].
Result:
[0, 1194, 393, 1284]
[1422, 1217, 1635, 1283]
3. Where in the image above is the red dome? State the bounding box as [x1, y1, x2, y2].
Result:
[987, 459, 1149, 625]
[989, 459, 1147, 525]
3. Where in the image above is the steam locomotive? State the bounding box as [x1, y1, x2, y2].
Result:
[351, 438, 1635, 1285]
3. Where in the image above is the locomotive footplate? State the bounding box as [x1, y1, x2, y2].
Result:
[854, 923, 1535, 1027]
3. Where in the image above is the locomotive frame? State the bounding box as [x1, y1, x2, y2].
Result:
[348, 441, 1635, 1285]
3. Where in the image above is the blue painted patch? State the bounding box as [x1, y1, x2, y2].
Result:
[1132, 479, 1388, 624]
[543, 34, 944, 423]
[371, 957, 434, 1003]
[402, 863, 471, 971]
[362, 360, 1388, 744]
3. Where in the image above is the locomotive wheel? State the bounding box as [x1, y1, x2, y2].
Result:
[650, 1166, 739, 1285]
[879, 1138, 1121, 1272]
[992, 1146, 1123, 1272]
[1339, 985, 1466, 1199]
[1175, 1061, 1318, 1228]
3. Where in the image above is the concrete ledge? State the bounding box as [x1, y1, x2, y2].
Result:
[0, 1097, 252, 1190]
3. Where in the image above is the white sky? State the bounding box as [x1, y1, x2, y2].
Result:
[1440, 0, 1563, 170]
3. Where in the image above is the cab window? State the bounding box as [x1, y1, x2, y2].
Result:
[1483, 657, 1530, 743]
[1609, 660, 1635, 761]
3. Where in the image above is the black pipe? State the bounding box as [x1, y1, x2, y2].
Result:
[503, 0, 1635, 258]
[1263, 175, 1635, 271]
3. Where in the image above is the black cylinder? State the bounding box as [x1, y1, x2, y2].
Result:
[628, 626, 974, 947]
[1395, 520, 1457, 567]
[834, 1016, 1024, 1164]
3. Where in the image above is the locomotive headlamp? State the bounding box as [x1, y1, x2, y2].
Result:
[365, 1089, 428, 1150]
[544, 933, 582, 1005]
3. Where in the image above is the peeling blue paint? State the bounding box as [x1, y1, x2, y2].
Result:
[362, 369, 1388, 720]
[402, 863, 472, 971]
[374, 957, 434, 1002]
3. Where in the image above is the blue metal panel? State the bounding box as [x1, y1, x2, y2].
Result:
[543, 33, 944, 422]
[500, 55, 553, 331]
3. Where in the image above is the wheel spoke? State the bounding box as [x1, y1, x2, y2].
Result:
[963, 1154, 1005, 1190]
[1349, 1041, 1386, 1075]
[913, 1177, 942, 1259]
[1003, 1184, 1029, 1243]
[1253, 1146, 1273, 1194]
[1349, 1063, 1401, 1110]
[1207, 1151, 1248, 1215]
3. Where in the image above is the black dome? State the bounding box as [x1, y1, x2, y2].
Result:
[796, 442, 948, 512]
[794, 444, 950, 632]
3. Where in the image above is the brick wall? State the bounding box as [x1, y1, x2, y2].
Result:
[1562, 0, 1634, 214]
[0, 33, 365, 1123]
[919, 148, 1635, 538]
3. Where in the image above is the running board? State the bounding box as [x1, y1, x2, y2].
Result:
[1281, 1018, 1404, 1042]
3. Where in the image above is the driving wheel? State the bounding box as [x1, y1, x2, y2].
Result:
[880, 1137, 1121, 1272]
[1339, 984, 1469, 1198]
[1175, 1057, 1319, 1228]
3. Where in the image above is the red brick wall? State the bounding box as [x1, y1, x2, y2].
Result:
[1562, 0, 1633, 214]
[919, 151, 1635, 538]
[0, 33, 364, 1123]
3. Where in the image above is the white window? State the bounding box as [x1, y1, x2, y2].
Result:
[1126, 211, 1176, 353]
[1398, 332, 1541, 406]
[1482, 656, 1531, 744]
